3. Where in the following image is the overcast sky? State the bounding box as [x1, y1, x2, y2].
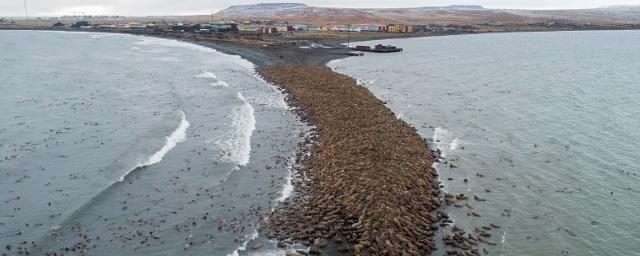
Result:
[1, 0, 639, 16]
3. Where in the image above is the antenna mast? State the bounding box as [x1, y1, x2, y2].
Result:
[23, 0, 29, 21]
[347, 24, 351, 48]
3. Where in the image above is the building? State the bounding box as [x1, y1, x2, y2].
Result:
[292, 24, 309, 31]
[70, 21, 90, 28]
[97, 24, 116, 29]
[479, 20, 504, 26]
[385, 24, 413, 33]
[352, 24, 382, 32]
[127, 23, 148, 30]
[170, 23, 200, 32]
[50, 22, 66, 29]
[201, 23, 239, 33]
[412, 24, 431, 32]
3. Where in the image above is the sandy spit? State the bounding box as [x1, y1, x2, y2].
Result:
[259, 65, 442, 256]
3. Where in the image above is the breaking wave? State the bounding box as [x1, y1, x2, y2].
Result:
[194, 71, 217, 79]
[450, 138, 461, 151]
[432, 127, 460, 158]
[276, 156, 296, 203]
[45, 110, 190, 238]
[227, 230, 259, 256]
[120, 110, 190, 181]
[133, 37, 255, 69]
[141, 111, 190, 166]
[215, 92, 256, 166]
[211, 81, 230, 88]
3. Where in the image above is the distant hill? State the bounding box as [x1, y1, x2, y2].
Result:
[214, 2, 640, 25]
[599, 5, 640, 10]
[216, 3, 308, 16]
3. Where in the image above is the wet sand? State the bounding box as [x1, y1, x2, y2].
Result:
[259, 65, 442, 255]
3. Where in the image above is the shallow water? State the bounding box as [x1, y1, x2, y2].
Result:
[329, 30, 640, 256]
[0, 31, 302, 255]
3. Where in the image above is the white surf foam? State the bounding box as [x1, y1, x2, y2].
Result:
[500, 230, 508, 255]
[89, 34, 115, 39]
[133, 37, 256, 70]
[141, 110, 190, 167]
[310, 42, 332, 49]
[211, 81, 230, 88]
[215, 92, 256, 166]
[195, 71, 217, 79]
[326, 59, 347, 72]
[433, 127, 461, 158]
[253, 74, 289, 110]
[119, 110, 190, 181]
[276, 156, 296, 203]
[357, 78, 378, 87]
[450, 138, 461, 151]
[227, 229, 259, 256]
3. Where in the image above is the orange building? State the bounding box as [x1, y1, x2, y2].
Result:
[385, 24, 413, 33]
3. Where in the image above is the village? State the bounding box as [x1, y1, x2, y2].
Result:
[12, 14, 479, 38]
[3, 11, 637, 45]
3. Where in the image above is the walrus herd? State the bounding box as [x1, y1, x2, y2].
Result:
[259, 65, 443, 255]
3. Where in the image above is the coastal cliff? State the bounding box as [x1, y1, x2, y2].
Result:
[260, 65, 441, 255]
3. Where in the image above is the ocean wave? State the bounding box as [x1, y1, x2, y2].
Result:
[253, 74, 289, 110]
[215, 93, 256, 166]
[311, 42, 331, 49]
[89, 34, 116, 39]
[40, 110, 190, 246]
[276, 156, 296, 203]
[326, 60, 341, 72]
[433, 127, 460, 158]
[356, 78, 378, 87]
[450, 138, 461, 151]
[227, 155, 300, 255]
[119, 110, 190, 181]
[211, 81, 230, 88]
[133, 37, 255, 70]
[227, 229, 259, 256]
[194, 71, 217, 79]
[300, 43, 332, 49]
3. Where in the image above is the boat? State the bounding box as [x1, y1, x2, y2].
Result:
[353, 44, 403, 53]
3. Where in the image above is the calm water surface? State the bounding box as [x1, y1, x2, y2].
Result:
[0, 31, 302, 255]
[330, 30, 640, 256]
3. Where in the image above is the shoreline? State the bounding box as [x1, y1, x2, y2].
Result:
[191, 32, 446, 255]
[4, 29, 632, 255]
[134, 28, 640, 69]
[6, 25, 639, 68]
[3, 28, 639, 255]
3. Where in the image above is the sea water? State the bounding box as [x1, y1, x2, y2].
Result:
[329, 30, 640, 256]
[0, 31, 303, 255]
